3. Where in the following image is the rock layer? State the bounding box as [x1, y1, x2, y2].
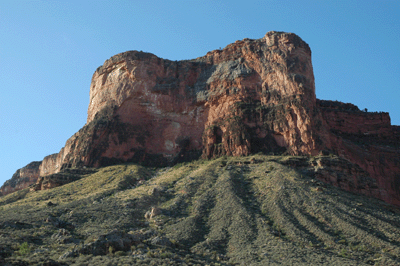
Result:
[318, 100, 400, 206]
[0, 161, 41, 196]
[1, 31, 399, 207]
[65, 31, 321, 170]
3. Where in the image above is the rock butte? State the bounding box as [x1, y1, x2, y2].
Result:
[2, 31, 400, 206]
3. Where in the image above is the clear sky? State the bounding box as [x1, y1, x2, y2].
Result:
[1, 0, 399, 186]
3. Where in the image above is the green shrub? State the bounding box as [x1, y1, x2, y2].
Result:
[115, 250, 126, 256]
[338, 248, 349, 258]
[108, 246, 114, 255]
[160, 252, 172, 258]
[18, 242, 30, 256]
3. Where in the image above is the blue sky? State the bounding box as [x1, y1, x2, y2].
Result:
[1, 0, 399, 186]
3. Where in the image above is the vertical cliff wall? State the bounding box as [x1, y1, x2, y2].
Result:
[318, 100, 400, 206]
[39, 31, 324, 173]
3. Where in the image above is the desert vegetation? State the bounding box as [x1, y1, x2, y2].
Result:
[1, 155, 399, 265]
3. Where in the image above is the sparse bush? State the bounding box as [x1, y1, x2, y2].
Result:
[115, 250, 126, 256]
[338, 248, 349, 258]
[373, 253, 382, 259]
[108, 245, 114, 255]
[17, 242, 30, 256]
[160, 251, 172, 258]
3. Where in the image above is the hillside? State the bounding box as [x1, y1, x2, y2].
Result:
[1, 155, 399, 265]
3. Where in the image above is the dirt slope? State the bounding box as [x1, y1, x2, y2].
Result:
[1, 155, 399, 265]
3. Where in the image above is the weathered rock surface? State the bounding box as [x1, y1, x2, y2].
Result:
[2, 31, 400, 207]
[280, 156, 380, 199]
[59, 230, 142, 258]
[0, 161, 41, 196]
[317, 100, 400, 206]
[39, 31, 322, 171]
[29, 168, 97, 192]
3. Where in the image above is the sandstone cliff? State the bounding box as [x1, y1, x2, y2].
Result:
[318, 99, 400, 206]
[1, 31, 399, 207]
[42, 31, 322, 172]
[0, 161, 41, 196]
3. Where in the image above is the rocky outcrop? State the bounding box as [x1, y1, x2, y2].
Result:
[317, 100, 400, 206]
[29, 168, 97, 192]
[0, 161, 41, 196]
[3, 31, 400, 207]
[280, 156, 381, 200]
[37, 31, 323, 173]
[318, 100, 394, 139]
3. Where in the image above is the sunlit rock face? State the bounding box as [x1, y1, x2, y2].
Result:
[2, 31, 400, 207]
[0, 161, 41, 196]
[84, 31, 321, 166]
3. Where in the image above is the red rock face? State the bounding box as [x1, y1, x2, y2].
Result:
[40, 31, 323, 172]
[318, 100, 400, 206]
[0, 161, 41, 196]
[2, 31, 400, 207]
[318, 100, 393, 137]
